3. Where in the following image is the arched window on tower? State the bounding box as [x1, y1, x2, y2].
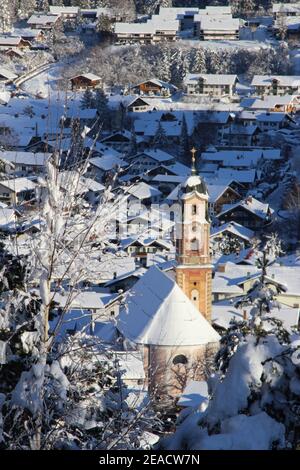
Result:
[190, 238, 199, 251]
[172, 354, 188, 366]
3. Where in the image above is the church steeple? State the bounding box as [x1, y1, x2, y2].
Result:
[175, 148, 212, 322]
[191, 147, 197, 176]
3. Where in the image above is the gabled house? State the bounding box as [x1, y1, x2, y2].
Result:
[126, 149, 175, 175]
[70, 73, 102, 91]
[184, 74, 238, 97]
[124, 181, 163, 206]
[210, 221, 255, 248]
[0, 151, 51, 176]
[129, 79, 177, 97]
[251, 75, 300, 96]
[27, 14, 61, 30]
[0, 177, 37, 206]
[127, 97, 153, 113]
[0, 36, 32, 49]
[100, 130, 141, 152]
[216, 196, 273, 230]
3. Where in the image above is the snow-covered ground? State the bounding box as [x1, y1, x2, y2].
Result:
[22, 62, 65, 98]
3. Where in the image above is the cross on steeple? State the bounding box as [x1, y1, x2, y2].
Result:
[191, 147, 197, 175]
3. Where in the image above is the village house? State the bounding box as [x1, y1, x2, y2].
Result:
[27, 14, 61, 30]
[49, 6, 79, 19]
[184, 74, 238, 97]
[210, 221, 255, 248]
[126, 149, 175, 176]
[222, 123, 261, 147]
[251, 75, 300, 96]
[201, 149, 265, 171]
[157, 5, 233, 36]
[246, 95, 299, 113]
[272, 3, 300, 19]
[120, 237, 173, 267]
[236, 110, 293, 132]
[0, 36, 32, 50]
[70, 73, 102, 91]
[0, 151, 51, 176]
[124, 181, 163, 207]
[129, 79, 177, 97]
[127, 97, 153, 113]
[212, 261, 300, 309]
[194, 14, 240, 40]
[86, 154, 127, 182]
[216, 196, 273, 230]
[114, 18, 179, 45]
[0, 177, 37, 206]
[274, 16, 300, 40]
[100, 130, 140, 153]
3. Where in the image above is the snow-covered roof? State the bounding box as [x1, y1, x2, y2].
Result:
[114, 22, 155, 34]
[0, 67, 18, 81]
[273, 3, 300, 14]
[50, 290, 119, 311]
[0, 37, 24, 46]
[217, 197, 271, 220]
[71, 73, 101, 81]
[0, 177, 37, 193]
[212, 299, 299, 332]
[131, 78, 177, 91]
[250, 95, 299, 110]
[202, 149, 263, 169]
[49, 6, 79, 15]
[184, 74, 237, 87]
[195, 15, 240, 31]
[125, 182, 162, 200]
[211, 222, 254, 242]
[117, 266, 220, 346]
[0, 151, 51, 167]
[89, 155, 126, 171]
[27, 14, 59, 25]
[251, 75, 300, 88]
[208, 168, 257, 185]
[130, 149, 174, 164]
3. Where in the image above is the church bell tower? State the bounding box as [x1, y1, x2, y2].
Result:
[175, 148, 212, 322]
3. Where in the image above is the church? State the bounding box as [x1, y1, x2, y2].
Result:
[117, 149, 220, 399]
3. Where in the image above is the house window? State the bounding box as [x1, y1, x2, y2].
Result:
[192, 205, 197, 215]
[173, 354, 188, 365]
[110, 310, 115, 317]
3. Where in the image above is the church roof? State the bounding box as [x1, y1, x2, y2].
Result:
[181, 174, 208, 197]
[117, 266, 220, 346]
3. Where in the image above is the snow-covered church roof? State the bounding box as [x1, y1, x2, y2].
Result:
[117, 266, 220, 346]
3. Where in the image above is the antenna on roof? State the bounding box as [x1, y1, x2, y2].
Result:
[190, 147, 197, 176]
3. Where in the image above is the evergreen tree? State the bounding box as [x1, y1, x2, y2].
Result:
[153, 121, 168, 148]
[179, 114, 189, 163]
[80, 89, 96, 110]
[94, 88, 111, 129]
